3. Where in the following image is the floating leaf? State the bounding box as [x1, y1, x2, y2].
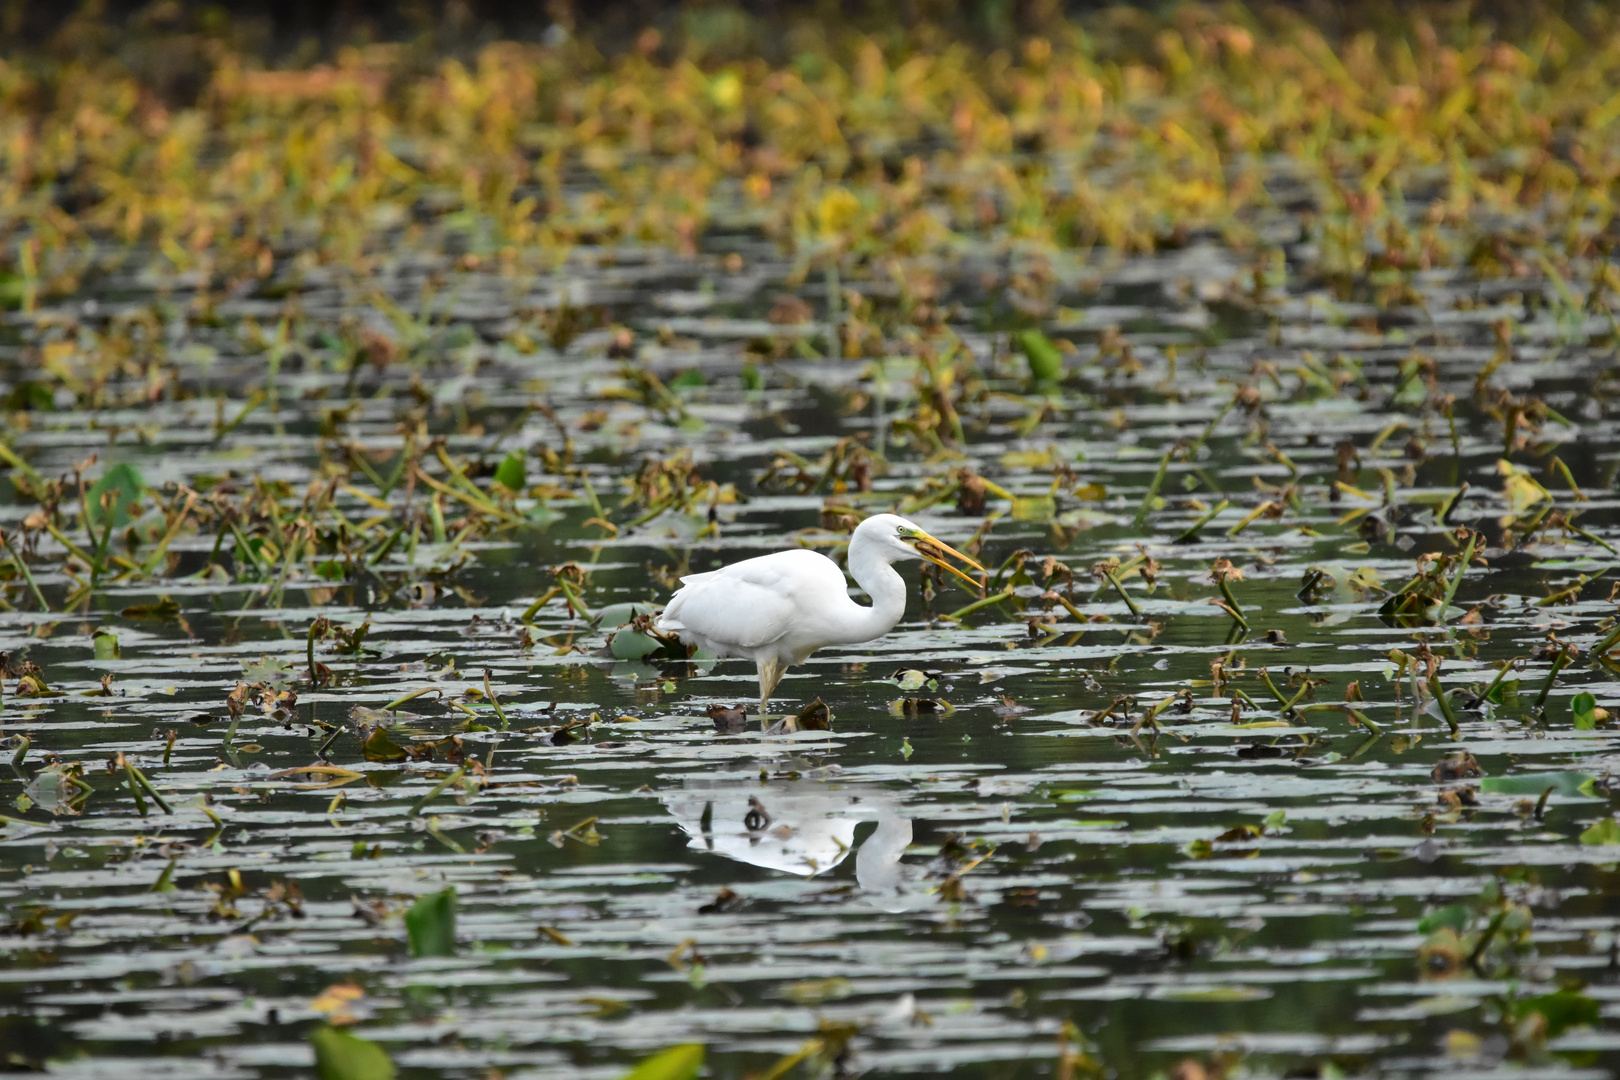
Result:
[1479, 772, 1597, 798]
[405, 887, 456, 958]
[362, 727, 407, 763]
[618, 1044, 704, 1080]
[1579, 818, 1620, 846]
[609, 629, 665, 661]
[1517, 989, 1600, 1038]
[491, 452, 526, 493]
[592, 601, 665, 627]
[1016, 329, 1064, 382]
[310, 1025, 395, 1080]
[92, 632, 120, 660]
[241, 656, 297, 688]
[1571, 691, 1602, 730]
[87, 462, 146, 527]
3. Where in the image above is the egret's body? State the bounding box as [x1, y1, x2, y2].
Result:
[655, 514, 983, 713]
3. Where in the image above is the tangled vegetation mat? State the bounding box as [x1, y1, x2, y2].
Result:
[2, 3, 1620, 1077]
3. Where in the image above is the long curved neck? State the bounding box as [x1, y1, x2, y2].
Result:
[835, 531, 908, 644]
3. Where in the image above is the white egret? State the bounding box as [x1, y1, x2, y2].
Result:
[654, 513, 985, 713]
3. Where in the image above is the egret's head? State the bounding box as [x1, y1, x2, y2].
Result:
[864, 514, 986, 588]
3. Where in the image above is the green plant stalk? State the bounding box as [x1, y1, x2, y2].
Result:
[987, 549, 1027, 591]
[43, 521, 96, 573]
[483, 669, 508, 729]
[1303, 703, 1383, 735]
[1348, 730, 1383, 760]
[1531, 649, 1571, 712]
[945, 586, 1017, 621]
[1465, 909, 1509, 971]
[138, 501, 193, 576]
[1173, 499, 1229, 543]
[212, 388, 266, 443]
[349, 447, 393, 494]
[1567, 520, 1618, 556]
[201, 517, 229, 573]
[228, 520, 267, 573]
[1592, 624, 1620, 659]
[555, 578, 592, 621]
[1186, 393, 1239, 459]
[1, 532, 48, 612]
[368, 521, 406, 563]
[1343, 706, 1382, 736]
[317, 725, 344, 757]
[307, 620, 323, 684]
[384, 686, 442, 712]
[1132, 448, 1174, 528]
[1103, 569, 1142, 617]
[10, 736, 29, 766]
[410, 765, 468, 817]
[151, 858, 179, 893]
[123, 762, 148, 817]
[1478, 657, 1525, 701]
[0, 441, 43, 486]
[1216, 576, 1249, 629]
[1258, 669, 1291, 706]
[1437, 534, 1477, 617]
[123, 757, 173, 815]
[1429, 674, 1461, 737]
[520, 586, 560, 624]
[1551, 456, 1586, 500]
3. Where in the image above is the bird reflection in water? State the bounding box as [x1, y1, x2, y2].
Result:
[662, 776, 918, 899]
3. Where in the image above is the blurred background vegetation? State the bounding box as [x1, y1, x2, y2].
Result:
[1, 0, 1617, 304]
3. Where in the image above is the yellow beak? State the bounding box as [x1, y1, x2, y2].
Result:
[906, 531, 987, 591]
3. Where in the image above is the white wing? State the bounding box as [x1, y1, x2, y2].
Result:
[656, 549, 845, 653]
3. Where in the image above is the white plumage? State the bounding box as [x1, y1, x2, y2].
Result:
[655, 513, 984, 714]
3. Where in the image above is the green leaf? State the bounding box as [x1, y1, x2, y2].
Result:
[87, 462, 147, 527]
[92, 631, 120, 660]
[1579, 817, 1620, 846]
[492, 452, 526, 493]
[362, 726, 407, 763]
[669, 369, 705, 390]
[609, 629, 664, 661]
[1016, 329, 1064, 382]
[1479, 772, 1598, 798]
[592, 601, 664, 627]
[617, 1044, 704, 1080]
[1572, 691, 1598, 730]
[1010, 495, 1056, 522]
[241, 656, 297, 688]
[1417, 903, 1470, 934]
[310, 1025, 396, 1080]
[405, 887, 456, 957]
[741, 362, 763, 391]
[1519, 989, 1600, 1038]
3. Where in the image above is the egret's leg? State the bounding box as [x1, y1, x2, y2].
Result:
[755, 656, 785, 716]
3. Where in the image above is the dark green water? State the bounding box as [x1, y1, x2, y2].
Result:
[1, 227, 1619, 1080]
